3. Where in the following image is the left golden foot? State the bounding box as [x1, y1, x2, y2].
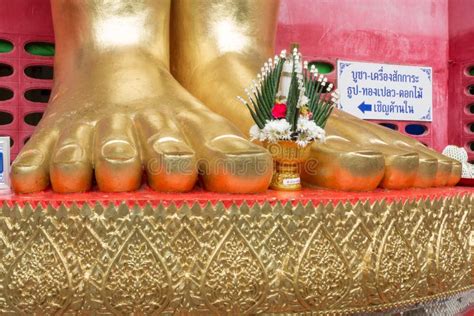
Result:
[11, 0, 272, 194]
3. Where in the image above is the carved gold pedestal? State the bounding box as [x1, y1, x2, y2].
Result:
[0, 190, 472, 314]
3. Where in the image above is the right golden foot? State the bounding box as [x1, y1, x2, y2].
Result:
[170, 0, 460, 190]
[333, 110, 461, 187]
[11, 0, 272, 194]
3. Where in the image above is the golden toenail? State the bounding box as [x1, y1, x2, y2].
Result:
[14, 149, 45, 167]
[53, 144, 84, 163]
[152, 138, 194, 156]
[209, 135, 262, 155]
[101, 140, 137, 161]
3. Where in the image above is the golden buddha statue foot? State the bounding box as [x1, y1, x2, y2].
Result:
[171, 0, 461, 191]
[11, 0, 272, 194]
[11, 0, 460, 193]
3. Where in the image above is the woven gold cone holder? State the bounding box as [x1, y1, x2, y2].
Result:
[264, 141, 312, 191]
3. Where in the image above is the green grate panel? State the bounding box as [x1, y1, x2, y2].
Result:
[25, 42, 55, 56]
[0, 39, 13, 53]
[308, 60, 334, 74]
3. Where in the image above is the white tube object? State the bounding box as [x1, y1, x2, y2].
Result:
[278, 59, 303, 100]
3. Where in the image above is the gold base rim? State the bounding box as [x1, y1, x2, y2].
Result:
[269, 184, 302, 191]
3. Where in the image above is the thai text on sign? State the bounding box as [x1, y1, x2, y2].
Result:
[337, 60, 433, 121]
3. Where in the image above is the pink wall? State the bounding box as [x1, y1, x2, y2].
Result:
[0, 0, 54, 161]
[277, 0, 450, 151]
[0, 0, 53, 36]
[448, 0, 474, 161]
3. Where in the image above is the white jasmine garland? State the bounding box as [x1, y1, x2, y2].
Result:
[295, 134, 312, 147]
[297, 117, 326, 144]
[248, 118, 326, 146]
[263, 119, 292, 143]
[314, 127, 326, 143]
[249, 124, 266, 142]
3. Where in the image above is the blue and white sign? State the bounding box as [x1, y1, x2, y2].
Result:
[337, 60, 432, 121]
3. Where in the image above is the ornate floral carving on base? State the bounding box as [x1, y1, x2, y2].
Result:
[0, 193, 472, 314]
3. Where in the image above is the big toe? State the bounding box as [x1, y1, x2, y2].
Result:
[302, 139, 385, 191]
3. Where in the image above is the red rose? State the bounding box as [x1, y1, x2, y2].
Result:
[272, 103, 287, 119]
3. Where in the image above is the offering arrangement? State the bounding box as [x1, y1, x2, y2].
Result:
[239, 47, 338, 190]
